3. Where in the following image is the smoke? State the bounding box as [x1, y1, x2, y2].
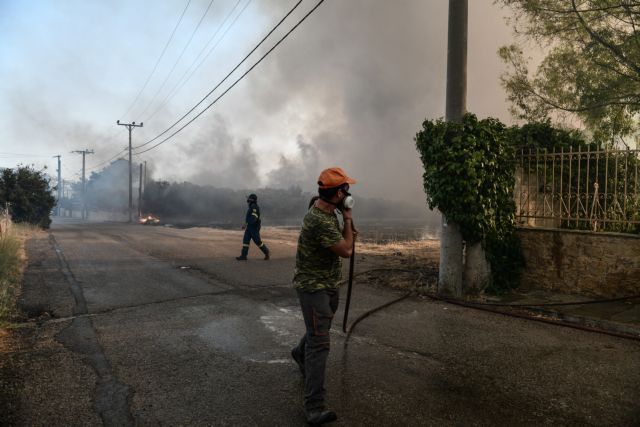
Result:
[182, 114, 260, 188]
[239, 0, 513, 207]
[239, 0, 450, 203]
[1, 0, 515, 219]
[266, 135, 320, 190]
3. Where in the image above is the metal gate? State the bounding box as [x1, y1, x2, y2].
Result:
[514, 146, 640, 232]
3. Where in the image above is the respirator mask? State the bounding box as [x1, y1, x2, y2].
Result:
[339, 187, 355, 210]
[341, 195, 355, 210]
[318, 184, 355, 210]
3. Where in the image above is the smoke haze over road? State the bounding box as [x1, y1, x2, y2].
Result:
[0, 0, 517, 214]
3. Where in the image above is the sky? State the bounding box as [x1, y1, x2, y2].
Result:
[0, 0, 522, 205]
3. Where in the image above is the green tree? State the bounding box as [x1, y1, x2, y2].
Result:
[415, 113, 523, 292]
[498, 0, 640, 141]
[0, 166, 56, 228]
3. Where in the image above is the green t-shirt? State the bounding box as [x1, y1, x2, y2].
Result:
[293, 207, 344, 292]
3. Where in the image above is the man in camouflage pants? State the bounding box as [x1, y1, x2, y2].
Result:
[291, 167, 356, 425]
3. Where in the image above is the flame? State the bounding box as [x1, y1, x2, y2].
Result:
[139, 214, 160, 224]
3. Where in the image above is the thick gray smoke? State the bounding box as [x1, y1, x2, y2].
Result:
[267, 135, 320, 190]
[2, 0, 514, 220]
[183, 114, 261, 188]
[238, 0, 512, 205]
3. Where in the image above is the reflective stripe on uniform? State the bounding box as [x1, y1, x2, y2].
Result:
[243, 244, 250, 247]
[251, 213, 259, 218]
[259, 243, 265, 248]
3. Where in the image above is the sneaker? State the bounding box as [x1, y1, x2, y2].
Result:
[306, 409, 337, 426]
[264, 252, 270, 260]
[291, 348, 304, 377]
[235, 256, 247, 261]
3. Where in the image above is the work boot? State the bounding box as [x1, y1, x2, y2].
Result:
[235, 256, 247, 261]
[291, 348, 304, 377]
[305, 409, 337, 426]
[259, 244, 270, 260]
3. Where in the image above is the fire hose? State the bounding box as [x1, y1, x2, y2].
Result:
[341, 268, 640, 342]
[341, 221, 356, 333]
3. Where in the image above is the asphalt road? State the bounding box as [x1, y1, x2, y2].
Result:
[13, 219, 640, 426]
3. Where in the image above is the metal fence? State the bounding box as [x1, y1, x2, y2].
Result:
[514, 146, 640, 233]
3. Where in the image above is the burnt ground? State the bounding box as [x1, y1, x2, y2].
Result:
[1, 219, 639, 426]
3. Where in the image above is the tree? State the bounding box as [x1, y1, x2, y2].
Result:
[498, 0, 640, 141]
[415, 113, 523, 293]
[0, 166, 56, 228]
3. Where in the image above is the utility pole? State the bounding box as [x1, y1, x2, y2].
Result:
[138, 163, 143, 218]
[117, 120, 143, 223]
[71, 149, 94, 220]
[53, 155, 62, 216]
[440, 0, 467, 296]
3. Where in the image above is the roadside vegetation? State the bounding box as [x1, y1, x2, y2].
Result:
[415, 113, 524, 293]
[0, 166, 56, 229]
[0, 224, 34, 327]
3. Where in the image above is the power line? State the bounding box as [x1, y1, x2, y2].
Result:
[134, 0, 308, 151]
[135, 0, 217, 120]
[145, 0, 249, 123]
[0, 152, 51, 158]
[135, 0, 324, 155]
[85, 148, 128, 172]
[120, 0, 193, 121]
[62, 163, 81, 177]
[94, 0, 192, 150]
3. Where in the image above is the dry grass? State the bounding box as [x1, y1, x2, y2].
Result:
[0, 224, 36, 326]
[357, 238, 439, 257]
[353, 238, 440, 292]
[253, 227, 441, 292]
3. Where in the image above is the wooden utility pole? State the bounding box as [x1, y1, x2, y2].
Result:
[138, 163, 143, 218]
[440, 0, 467, 296]
[71, 149, 94, 220]
[116, 120, 143, 223]
[53, 155, 61, 216]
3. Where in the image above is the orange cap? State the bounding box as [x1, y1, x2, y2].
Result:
[317, 167, 357, 189]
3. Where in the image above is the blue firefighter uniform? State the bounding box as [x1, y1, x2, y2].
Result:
[237, 194, 270, 260]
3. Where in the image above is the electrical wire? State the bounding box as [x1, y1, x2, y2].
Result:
[62, 164, 82, 177]
[144, 0, 248, 123]
[134, 0, 304, 150]
[120, 0, 193, 121]
[135, 0, 217, 120]
[92, 0, 192, 150]
[167, 0, 253, 109]
[134, 0, 323, 155]
[0, 152, 51, 158]
[85, 148, 128, 172]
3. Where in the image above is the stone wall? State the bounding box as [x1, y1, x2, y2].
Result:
[517, 227, 640, 297]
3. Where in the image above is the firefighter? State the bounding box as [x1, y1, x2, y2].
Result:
[236, 193, 270, 261]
